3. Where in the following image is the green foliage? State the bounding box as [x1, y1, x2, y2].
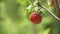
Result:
[0, 0, 59, 34]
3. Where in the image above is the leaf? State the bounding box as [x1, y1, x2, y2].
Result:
[26, 10, 30, 20]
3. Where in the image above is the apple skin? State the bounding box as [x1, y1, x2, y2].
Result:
[30, 12, 42, 24]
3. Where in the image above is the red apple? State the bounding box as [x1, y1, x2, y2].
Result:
[30, 12, 42, 24]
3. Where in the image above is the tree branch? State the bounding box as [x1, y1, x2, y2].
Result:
[37, 2, 60, 21]
[55, 0, 60, 18]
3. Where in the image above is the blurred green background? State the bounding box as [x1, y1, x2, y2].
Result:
[0, 0, 59, 34]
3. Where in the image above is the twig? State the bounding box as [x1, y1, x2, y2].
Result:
[54, 0, 60, 17]
[37, 2, 60, 21]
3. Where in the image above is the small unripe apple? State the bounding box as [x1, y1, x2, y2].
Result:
[30, 12, 42, 24]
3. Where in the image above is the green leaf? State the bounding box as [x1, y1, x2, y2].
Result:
[26, 10, 30, 20]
